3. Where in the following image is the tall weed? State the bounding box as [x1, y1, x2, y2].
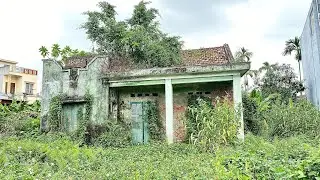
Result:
[186, 97, 239, 151]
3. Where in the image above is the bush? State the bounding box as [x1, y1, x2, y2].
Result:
[260, 100, 320, 138]
[186, 97, 239, 151]
[242, 93, 259, 134]
[91, 121, 131, 148]
[213, 134, 320, 179]
[0, 101, 40, 137]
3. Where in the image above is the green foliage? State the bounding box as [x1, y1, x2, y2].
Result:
[260, 63, 304, 101]
[242, 92, 259, 134]
[48, 95, 63, 132]
[39, 46, 49, 58]
[91, 120, 131, 148]
[73, 93, 93, 144]
[0, 101, 40, 137]
[1, 135, 320, 179]
[234, 47, 253, 62]
[143, 101, 164, 141]
[283, 36, 301, 62]
[81, 1, 183, 67]
[260, 100, 320, 138]
[213, 135, 320, 179]
[186, 96, 239, 151]
[39, 44, 90, 63]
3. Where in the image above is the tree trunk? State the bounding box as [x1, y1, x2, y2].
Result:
[298, 61, 302, 82]
[298, 61, 303, 97]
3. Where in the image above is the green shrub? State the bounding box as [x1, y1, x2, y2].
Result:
[260, 100, 320, 138]
[186, 97, 239, 151]
[242, 92, 259, 134]
[0, 101, 41, 137]
[90, 120, 131, 148]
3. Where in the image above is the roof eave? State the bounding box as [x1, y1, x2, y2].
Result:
[103, 62, 250, 80]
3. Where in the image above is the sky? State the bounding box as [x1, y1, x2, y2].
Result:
[0, 0, 312, 93]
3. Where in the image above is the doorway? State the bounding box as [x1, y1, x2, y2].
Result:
[131, 102, 148, 144]
[10, 83, 15, 94]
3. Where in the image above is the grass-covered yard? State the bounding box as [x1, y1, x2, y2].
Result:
[1, 135, 319, 179]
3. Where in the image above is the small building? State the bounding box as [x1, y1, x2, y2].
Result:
[41, 44, 250, 143]
[301, 0, 320, 108]
[0, 58, 38, 104]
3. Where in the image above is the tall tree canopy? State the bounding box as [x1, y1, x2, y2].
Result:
[260, 63, 304, 101]
[81, 1, 183, 68]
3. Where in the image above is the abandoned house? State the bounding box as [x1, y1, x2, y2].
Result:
[41, 44, 250, 144]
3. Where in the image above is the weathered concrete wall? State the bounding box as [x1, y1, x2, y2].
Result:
[41, 60, 63, 129]
[301, 0, 320, 108]
[116, 81, 233, 142]
[41, 57, 109, 130]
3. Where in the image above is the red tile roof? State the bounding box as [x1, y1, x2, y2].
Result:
[181, 44, 233, 66]
[64, 44, 234, 71]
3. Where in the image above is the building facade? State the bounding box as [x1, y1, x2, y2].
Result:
[301, 0, 320, 107]
[0, 59, 38, 104]
[41, 44, 250, 143]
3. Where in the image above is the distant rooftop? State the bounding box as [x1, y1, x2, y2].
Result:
[0, 58, 18, 64]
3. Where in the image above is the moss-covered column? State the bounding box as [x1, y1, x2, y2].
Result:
[165, 78, 174, 144]
[233, 74, 244, 140]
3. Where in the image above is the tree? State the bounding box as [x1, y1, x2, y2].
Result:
[39, 44, 89, 63]
[260, 63, 304, 102]
[61, 46, 72, 62]
[128, 1, 159, 28]
[81, 1, 183, 68]
[283, 37, 302, 82]
[236, 47, 253, 91]
[235, 47, 253, 62]
[39, 46, 49, 58]
[244, 70, 260, 90]
[51, 44, 61, 59]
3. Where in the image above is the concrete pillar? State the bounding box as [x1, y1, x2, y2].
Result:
[165, 79, 174, 144]
[106, 83, 110, 119]
[233, 74, 244, 140]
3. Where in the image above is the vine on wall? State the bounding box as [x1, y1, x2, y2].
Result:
[143, 101, 164, 141]
[48, 95, 63, 131]
[74, 92, 93, 144]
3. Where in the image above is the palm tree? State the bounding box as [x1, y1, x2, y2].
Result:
[283, 37, 302, 82]
[51, 44, 61, 59]
[61, 46, 72, 63]
[235, 47, 253, 91]
[259, 62, 273, 72]
[39, 46, 49, 58]
[235, 47, 253, 62]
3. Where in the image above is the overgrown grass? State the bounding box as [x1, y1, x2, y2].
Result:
[0, 135, 319, 179]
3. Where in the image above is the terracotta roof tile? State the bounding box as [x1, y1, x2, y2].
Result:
[181, 44, 233, 66]
[64, 44, 234, 70]
[64, 55, 95, 69]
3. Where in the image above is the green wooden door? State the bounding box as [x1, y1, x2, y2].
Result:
[131, 102, 148, 144]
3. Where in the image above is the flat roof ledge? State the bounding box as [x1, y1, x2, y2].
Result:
[105, 62, 250, 80]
